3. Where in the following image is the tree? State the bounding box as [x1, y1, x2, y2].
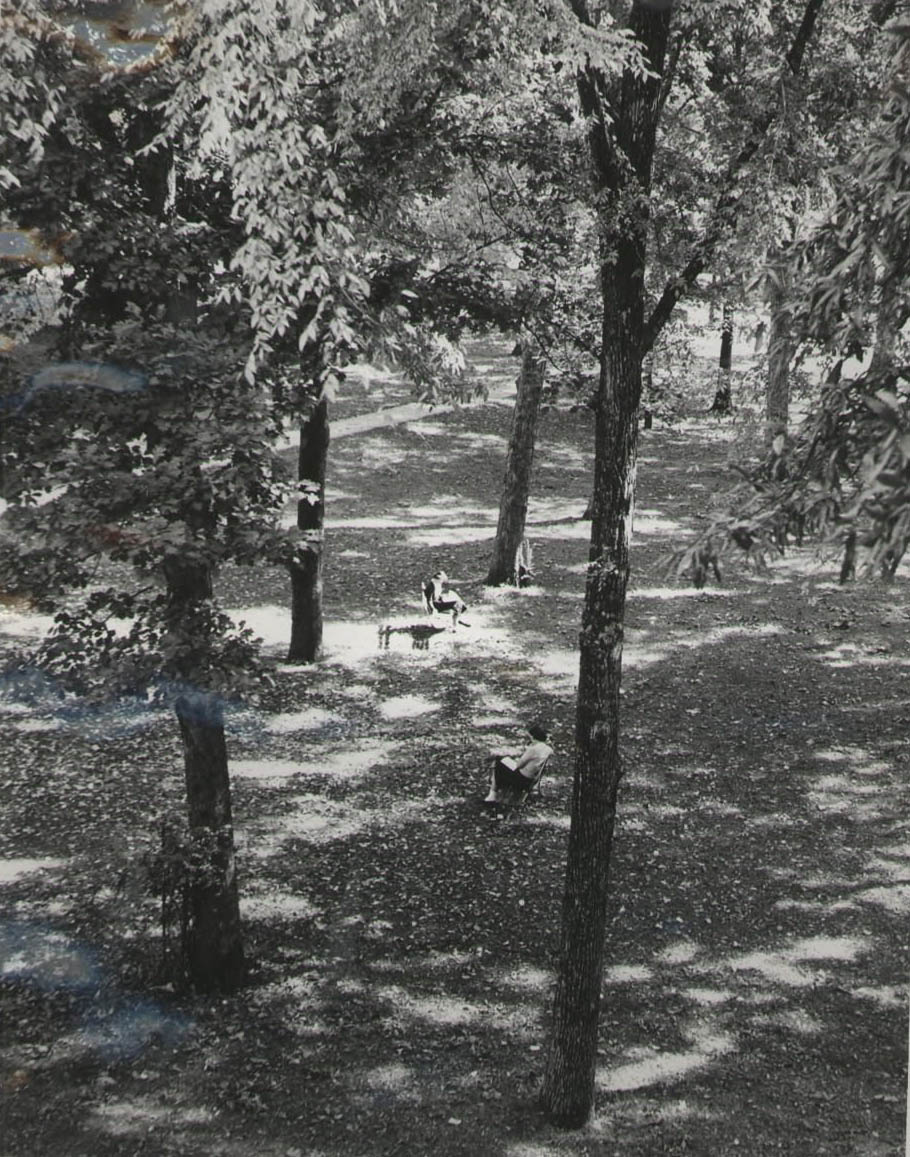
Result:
[0, 4, 302, 990]
[543, 0, 827, 1126]
[486, 338, 547, 585]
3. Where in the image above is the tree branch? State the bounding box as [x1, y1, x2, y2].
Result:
[642, 0, 826, 354]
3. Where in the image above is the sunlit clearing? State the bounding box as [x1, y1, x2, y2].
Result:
[632, 509, 692, 538]
[753, 1009, 823, 1035]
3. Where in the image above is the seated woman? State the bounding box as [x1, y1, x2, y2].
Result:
[484, 721, 553, 804]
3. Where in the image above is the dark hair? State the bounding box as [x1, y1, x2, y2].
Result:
[528, 721, 550, 741]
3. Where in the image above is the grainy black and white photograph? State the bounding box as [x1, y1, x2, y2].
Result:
[1, 0, 909, 1153]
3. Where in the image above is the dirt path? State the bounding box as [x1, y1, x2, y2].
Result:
[0, 396, 908, 1156]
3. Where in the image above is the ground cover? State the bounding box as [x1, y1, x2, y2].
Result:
[0, 372, 908, 1155]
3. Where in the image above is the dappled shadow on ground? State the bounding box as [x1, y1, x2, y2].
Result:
[1, 405, 908, 1155]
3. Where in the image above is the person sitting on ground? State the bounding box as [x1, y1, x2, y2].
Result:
[484, 721, 553, 804]
[422, 570, 468, 623]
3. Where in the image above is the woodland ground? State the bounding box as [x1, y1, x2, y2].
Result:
[0, 340, 908, 1156]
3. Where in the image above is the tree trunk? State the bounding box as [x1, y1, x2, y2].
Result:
[175, 689, 245, 992]
[542, 0, 672, 1128]
[486, 341, 546, 585]
[765, 274, 794, 447]
[162, 557, 245, 993]
[288, 396, 329, 662]
[711, 303, 734, 414]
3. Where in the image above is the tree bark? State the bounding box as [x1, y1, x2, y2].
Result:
[542, 0, 672, 1128]
[175, 689, 245, 993]
[765, 271, 794, 447]
[486, 341, 546, 585]
[163, 557, 245, 993]
[288, 396, 329, 662]
[711, 303, 734, 414]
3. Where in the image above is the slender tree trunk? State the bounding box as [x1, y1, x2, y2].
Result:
[163, 557, 245, 992]
[486, 341, 546, 585]
[542, 0, 672, 1128]
[175, 690, 245, 992]
[765, 271, 794, 447]
[288, 396, 329, 662]
[711, 303, 734, 413]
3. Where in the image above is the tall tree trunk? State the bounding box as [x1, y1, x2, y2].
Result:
[765, 274, 794, 447]
[542, 0, 672, 1128]
[711, 303, 734, 414]
[175, 689, 245, 992]
[163, 557, 245, 992]
[486, 340, 546, 585]
[288, 396, 329, 662]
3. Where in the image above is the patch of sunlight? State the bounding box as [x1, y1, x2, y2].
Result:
[474, 713, 520, 727]
[420, 949, 475, 970]
[657, 941, 701, 965]
[334, 547, 371, 558]
[264, 707, 338, 733]
[649, 804, 686, 818]
[231, 759, 303, 780]
[526, 498, 592, 523]
[374, 985, 526, 1031]
[855, 884, 910, 914]
[625, 622, 785, 670]
[746, 812, 799, 830]
[701, 801, 743, 817]
[523, 813, 571, 831]
[335, 681, 378, 700]
[0, 701, 30, 714]
[363, 1062, 417, 1091]
[11, 716, 62, 732]
[817, 643, 910, 670]
[237, 741, 396, 784]
[785, 936, 865, 962]
[406, 524, 496, 546]
[814, 747, 892, 776]
[852, 985, 905, 1008]
[518, 521, 592, 543]
[880, 839, 910, 859]
[0, 858, 66, 883]
[224, 603, 286, 648]
[378, 694, 439, 719]
[774, 897, 856, 915]
[0, 608, 56, 639]
[240, 796, 370, 856]
[240, 892, 320, 922]
[752, 1009, 823, 1034]
[680, 987, 732, 1006]
[604, 964, 653, 984]
[533, 648, 577, 679]
[633, 512, 692, 537]
[504, 1145, 565, 1157]
[863, 855, 910, 881]
[89, 1098, 213, 1136]
[725, 951, 812, 987]
[502, 964, 552, 992]
[630, 586, 742, 600]
[597, 1023, 734, 1092]
[808, 774, 885, 816]
[249, 975, 318, 1005]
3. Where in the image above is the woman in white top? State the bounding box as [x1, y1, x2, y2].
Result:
[484, 721, 553, 803]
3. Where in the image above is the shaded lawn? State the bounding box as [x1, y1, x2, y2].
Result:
[0, 398, 908, 1156]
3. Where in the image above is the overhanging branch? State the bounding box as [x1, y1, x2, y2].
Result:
[642, 0, 826, 354]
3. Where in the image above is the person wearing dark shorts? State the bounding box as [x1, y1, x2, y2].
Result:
[484, 721, 553, 803]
